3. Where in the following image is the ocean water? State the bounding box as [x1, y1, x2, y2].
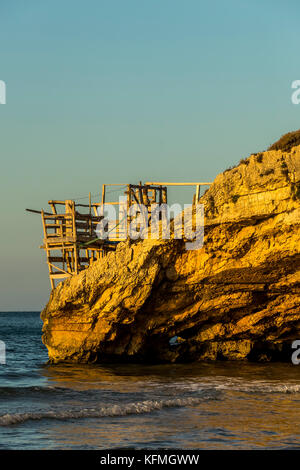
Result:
[0, 312, 300, 450]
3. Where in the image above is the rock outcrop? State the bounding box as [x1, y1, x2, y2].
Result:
[41, 144, 300, 363]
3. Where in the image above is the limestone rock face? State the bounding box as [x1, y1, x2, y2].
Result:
[41, 147, 300, 363]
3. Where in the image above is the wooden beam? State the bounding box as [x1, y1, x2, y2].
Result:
[145, 182, 212, 186]
[74, 202, 100, 208]
[50, 273, 72, 279]
[48, 262, 71, 276]
[48, 200, 66, 205]
[101, 184, 106, 205]
[49, 256, 90, 264]
[49, 202, 57, 215]
[26, 208, 53, 216]
[195, 184, 200, 203]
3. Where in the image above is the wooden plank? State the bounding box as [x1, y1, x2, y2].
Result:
[93, 201, 120, 205]
[75, 203, 101, 208]
[49, 256, 90, 263]
[50, 273, 72, 279]
[130, 184, 167, 191]
[145, 182, 212, 186]
[43, 237, 76, 244]
[48, 200, 66, 205]
[40, 243, 74, 249]
[44, 214, 72, 220]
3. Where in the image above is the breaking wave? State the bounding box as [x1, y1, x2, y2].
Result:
[0, 396, 206, 426]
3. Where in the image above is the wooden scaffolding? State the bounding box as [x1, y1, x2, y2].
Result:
[39, 199, 116, 289]
[26, 181, 210, 289]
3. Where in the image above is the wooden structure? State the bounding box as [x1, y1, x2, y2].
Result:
[38, 199, 115, 289]
[145, 182, 212, 205]
[26, 181, 210, 289]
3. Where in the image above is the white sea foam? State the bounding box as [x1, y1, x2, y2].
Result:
[0, 396, 205, 426]
[2, 379, 299, 427]
[186, 378, 300, 394]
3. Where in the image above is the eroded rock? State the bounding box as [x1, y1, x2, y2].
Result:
[41, 146, 300, 363]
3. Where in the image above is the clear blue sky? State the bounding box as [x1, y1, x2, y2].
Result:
[0, 0, 299, 310]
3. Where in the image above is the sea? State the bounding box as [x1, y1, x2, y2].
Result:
[0, 311, 300, 450]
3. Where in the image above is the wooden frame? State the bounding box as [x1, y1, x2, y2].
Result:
[27, 180, 212, 289]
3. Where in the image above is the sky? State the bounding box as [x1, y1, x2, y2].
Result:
[0, 0, 300, 310]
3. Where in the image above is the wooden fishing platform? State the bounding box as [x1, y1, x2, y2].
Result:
[26, 181, 211, 289]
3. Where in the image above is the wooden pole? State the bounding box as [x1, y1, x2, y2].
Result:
[127, 184, 131, 238]
[101, 184, 106, 205]
[89, 192, 92, 235]
[195, 185, 200, 204]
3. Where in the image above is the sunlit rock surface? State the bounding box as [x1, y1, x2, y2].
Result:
[41, 146, 300, 363]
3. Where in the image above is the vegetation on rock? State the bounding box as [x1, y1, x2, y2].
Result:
[268, 129, 300, 153]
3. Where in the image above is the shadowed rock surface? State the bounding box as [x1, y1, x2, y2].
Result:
[41, 144, 300, 363]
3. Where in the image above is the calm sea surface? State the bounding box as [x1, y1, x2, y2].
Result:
[0, 311, 300, 450]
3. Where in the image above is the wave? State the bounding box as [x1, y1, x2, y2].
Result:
[188, 379, 300, 394]
[1, 379, 300, 400]
[0, 385, 70, 398]
[0, 396, 208, 426]
[223, 383, 300, 394]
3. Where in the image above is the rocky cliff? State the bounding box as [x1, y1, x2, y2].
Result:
[41, 143, 300, 363]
